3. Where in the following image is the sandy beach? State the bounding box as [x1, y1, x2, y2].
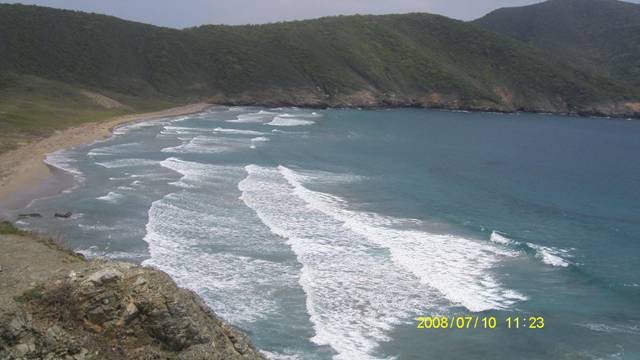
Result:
[0, 103, 211, 212]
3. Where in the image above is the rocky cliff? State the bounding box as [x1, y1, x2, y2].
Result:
[0, 230, 265, 360]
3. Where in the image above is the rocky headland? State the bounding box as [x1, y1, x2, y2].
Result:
[0, 225, 265, 360]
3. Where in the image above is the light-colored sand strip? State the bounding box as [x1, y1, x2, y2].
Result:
[0, 103, 211, 210]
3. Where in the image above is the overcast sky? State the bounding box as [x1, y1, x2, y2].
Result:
[2, 0, 639, 28]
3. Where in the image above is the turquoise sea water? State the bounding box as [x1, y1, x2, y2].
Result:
[15, 107, 640, 359]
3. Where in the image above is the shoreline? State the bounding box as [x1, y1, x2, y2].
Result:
[0, 101, 634, 216]
[0, 103, 212, 213]
[208, 99, 640, 120]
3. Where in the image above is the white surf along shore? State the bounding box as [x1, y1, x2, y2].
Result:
[10, 106, 575, 360]
[0, 103, 212, 211]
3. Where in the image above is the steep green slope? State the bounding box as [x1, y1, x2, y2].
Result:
[0, 4, 207, 99]
[186, 14, 639, 114]
[0, 2, 639, 148]
[475, 0, 640, 86]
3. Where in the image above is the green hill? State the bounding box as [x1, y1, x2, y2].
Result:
[0, 3, 639, 151]
[475, 0, 640, 86]
[186, 14, 637, 111]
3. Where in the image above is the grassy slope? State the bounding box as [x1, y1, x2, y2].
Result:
[0, 5, 185, 152]
[0, 73, 174, 152]
[474, 0, 640, 86]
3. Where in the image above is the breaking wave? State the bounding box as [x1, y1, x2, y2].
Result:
[490, 231, 570, 267]
[267, 116, 316, 127]
[238, 165, 525, 359]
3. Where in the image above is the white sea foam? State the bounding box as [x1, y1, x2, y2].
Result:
[489, 231, 515, 246]
[88, 142, 148, 157]
[528, 243, 570, 267]
[271, 129, 309, 135]
[214, 127, 267, 136]
[69, 213, 84, 220]
[267, 116, 315, 127]
[78, 223, 118, 232]
[95, 158, 158, 169]
[160, 157, 239, 188]
[278, 166, 525, 312]
[39, 149, 86, 202]
[251, 136, 270, 142]
[128, 173, 174, 181]
[227, 106, 251, 112]
[113, 118, 168, 136]
[239, 165, 434, 359]
[288, 168, 364, 185]
[161, 136, 248, 154]
[96, 191, 124, 203]
[490, 231, 570, 267]
[238, 165, 522, 359]
[280, 112, 322, 118]
[144, 232, 295, 324]
[169, 115, 197, 123]
[142, 160, 301, 325]
[161, 125, 211, 136]
[227, 111, 278, 123]
[261, 350, 304, 360]
[44, 150, 84, 179]
[579, 323, 640, 334]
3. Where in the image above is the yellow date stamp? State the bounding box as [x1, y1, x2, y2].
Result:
[416, 316, 545, 330]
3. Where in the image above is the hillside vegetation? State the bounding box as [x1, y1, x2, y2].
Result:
[0, 1, 639, 151]
[475, 0, 640, 86]
[187, 14, 637, 112]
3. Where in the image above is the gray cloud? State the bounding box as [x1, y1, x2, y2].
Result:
[2, 0, 639, 28]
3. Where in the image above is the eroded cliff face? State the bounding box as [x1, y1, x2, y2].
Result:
[0, 234, 265, 360]
[206, 89, 640, 119]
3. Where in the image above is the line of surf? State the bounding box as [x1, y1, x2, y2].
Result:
[238, 164, 526, 359]
[490, 231, 571, 267]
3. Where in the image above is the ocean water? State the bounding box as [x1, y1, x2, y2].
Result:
[15, 107, 640, 359]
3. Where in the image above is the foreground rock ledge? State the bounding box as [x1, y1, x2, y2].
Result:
[0, 233, 265, 360]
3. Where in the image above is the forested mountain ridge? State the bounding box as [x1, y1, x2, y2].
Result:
[1, 2, 639, 151]
[475, 0, 640, 87]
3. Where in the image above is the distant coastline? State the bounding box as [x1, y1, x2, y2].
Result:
[0, 103, 212, 212]
[209, 98, 640, 120]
